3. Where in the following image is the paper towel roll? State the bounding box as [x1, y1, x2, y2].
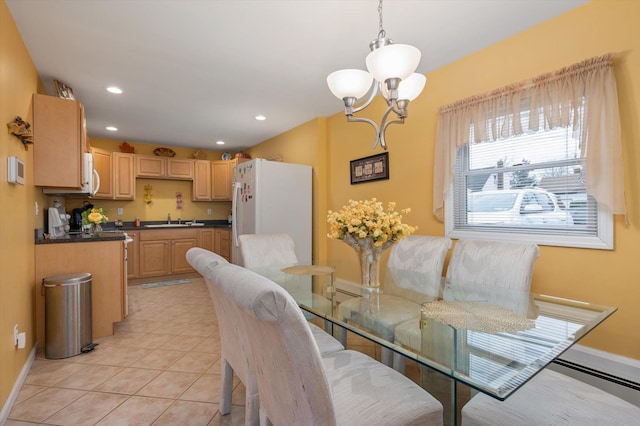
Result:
[17, 332, 26, 349]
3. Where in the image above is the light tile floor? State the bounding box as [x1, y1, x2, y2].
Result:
[7, 277, 397, 426]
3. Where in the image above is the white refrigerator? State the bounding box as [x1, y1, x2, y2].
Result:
[232, 159, 312, 265]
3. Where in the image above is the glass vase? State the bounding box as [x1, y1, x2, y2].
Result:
[342, 234, 393, 296]
[90, 223, 103, 236]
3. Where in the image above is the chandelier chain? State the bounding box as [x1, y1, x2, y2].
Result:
[377, 0, 386, 39]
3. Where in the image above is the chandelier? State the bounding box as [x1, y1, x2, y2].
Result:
[327, 0, 426, 150]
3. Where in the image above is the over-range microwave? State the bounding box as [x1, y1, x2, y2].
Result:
[43, 152, 101, 196]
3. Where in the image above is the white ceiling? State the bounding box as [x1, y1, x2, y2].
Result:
[6, 0, 587, 152]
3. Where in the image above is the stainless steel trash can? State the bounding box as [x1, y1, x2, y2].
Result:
[43, 272, 93, 359]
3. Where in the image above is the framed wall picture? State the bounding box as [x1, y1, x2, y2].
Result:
[53, 79, 75, 100]
[350, 152, 389, 184]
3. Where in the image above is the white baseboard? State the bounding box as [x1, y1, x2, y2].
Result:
[558, 344, 640, 380]
[551, 344, 640, 406]
[0, 346, 37, 424]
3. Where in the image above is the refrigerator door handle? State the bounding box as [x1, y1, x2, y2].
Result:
[232, 182, 242, 247]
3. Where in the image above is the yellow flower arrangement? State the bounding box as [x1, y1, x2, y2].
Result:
[82, 207, 109, 225]
[327, 198, 417, 247]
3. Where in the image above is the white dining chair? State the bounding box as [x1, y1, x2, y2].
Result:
[186, 248, 343, 426]
[392, 239, 540, 369]
[337, 235, 452, 368]
[462, 369, 640, 425]
[239, 233, 333, 322]
[207, 258, 444, 426]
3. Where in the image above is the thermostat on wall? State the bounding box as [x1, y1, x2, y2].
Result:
[8, 156, 25, 185]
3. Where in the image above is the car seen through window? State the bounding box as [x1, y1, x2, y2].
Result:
[467, 189, 573, 226]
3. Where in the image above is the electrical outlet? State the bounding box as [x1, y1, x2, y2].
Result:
[14, 324, 18, 345]
[117, 208, 123, 215]
[207, 208, 212, 215]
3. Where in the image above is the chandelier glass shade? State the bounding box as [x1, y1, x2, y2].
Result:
[365, 44, 421, 83]
[327, 69, 373, 100]
[326, 0, 425, 150]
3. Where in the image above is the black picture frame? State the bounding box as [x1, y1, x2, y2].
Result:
[350, 152, 389, 184]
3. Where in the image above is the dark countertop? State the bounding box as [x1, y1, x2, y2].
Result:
[35, 220, 232, 244]
[36, 231, 128, 245]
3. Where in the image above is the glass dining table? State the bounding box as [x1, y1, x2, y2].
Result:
[272, 264, 617, 425]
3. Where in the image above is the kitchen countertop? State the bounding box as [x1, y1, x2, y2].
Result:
[35, 220, 232, 244]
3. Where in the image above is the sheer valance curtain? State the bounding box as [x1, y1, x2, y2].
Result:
[433, 53, 626, 222]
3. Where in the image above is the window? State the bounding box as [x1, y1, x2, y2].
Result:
[445, 111, 611, 249]
[434, 54, 625, 250]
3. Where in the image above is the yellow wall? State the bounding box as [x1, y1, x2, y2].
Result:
[253, 1, 640, 359]
[3, 0, 640, 411]
[0, 0, 47, 408]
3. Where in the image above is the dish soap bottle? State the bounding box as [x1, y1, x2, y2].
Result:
[134, 216, 141, 227]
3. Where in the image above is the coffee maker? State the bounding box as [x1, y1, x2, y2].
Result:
[47, 199, 70, 237]
[71, 201, 93, 231]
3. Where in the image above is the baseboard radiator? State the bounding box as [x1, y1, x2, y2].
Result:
[334, 278, 640, 407]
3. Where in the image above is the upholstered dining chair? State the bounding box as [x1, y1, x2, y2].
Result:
[186, 248, 343, 426]
[237, 233, 298, 275]
[462, 368, 640, 425]
[393, 239, 540, 369]
[239, 233, 333, 322]
[207, 257, 444, 426]
[337, 235, 452, 368]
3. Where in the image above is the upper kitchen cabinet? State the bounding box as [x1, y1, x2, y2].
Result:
[91, 147, 113, 198]
[136, 156, 193, 180]
[33, 94, 88, 188]
[192, 160, 212, 201]
[91, 150, 135, 200]
[212, 158, 247, 201]
[113, 153, 135, 200]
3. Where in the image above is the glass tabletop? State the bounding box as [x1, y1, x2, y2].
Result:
[276, 265, 616, 399]
[419, 281, 616, 399]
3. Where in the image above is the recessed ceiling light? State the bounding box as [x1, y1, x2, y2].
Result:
[106, 126, 118, 131]
[255, 115, 266, 121]
[106, 86, 123, 94]
[216, 140, 225, 145]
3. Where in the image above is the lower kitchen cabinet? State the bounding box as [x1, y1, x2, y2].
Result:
[138, 229, 198, 277]
[198, 228, 215, 252]
[35, 240, 125, 344]
[215, 228, 231, 262]
[128, 227, 231, 281]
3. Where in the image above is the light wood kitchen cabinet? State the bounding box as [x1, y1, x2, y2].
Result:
[90, 150, 135, 200]
[167, 158, 194, 179]
[136, 156, 194, 180]
[136, 155, 165, 178]
[35, 240, 125, 344]
[92, 147, 113, 198]
[198, 228, 215, 251]
[138, 240, 170, 277]
[215, 228, 232, 262]
[113, 153, 136, 199]
[192, 160, 212, 201]
[33, 94, 88, 188]
[212, 158, 247, 201]
[138, 229, 198, 277]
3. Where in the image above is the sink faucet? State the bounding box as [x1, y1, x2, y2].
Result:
[178, 218, 182, 225]
[167, 213, 171, 224]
